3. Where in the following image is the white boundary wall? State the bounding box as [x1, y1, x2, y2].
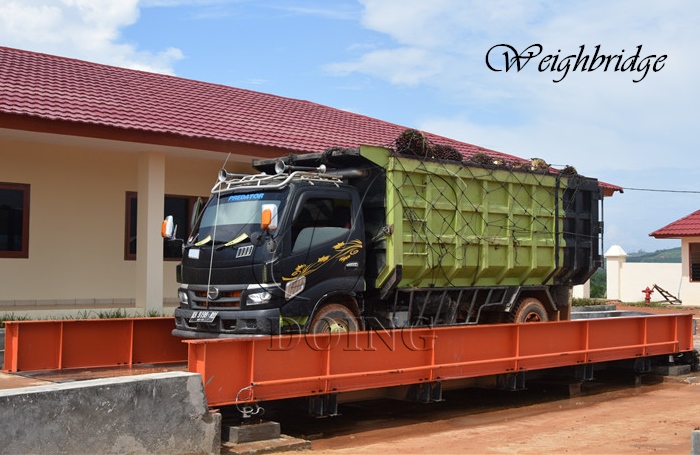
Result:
[604, 244, 700, 306]
[573, 281, 590, 299]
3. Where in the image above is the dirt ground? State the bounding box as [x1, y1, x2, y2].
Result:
[300, 303, 700, 455]
[306, 380, 700, 454]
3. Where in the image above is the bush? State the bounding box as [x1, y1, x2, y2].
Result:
[590, 268, 606, 298]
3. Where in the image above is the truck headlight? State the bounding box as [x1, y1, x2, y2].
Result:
[247, 291, 272, 305]
[178, 290, 190, 307]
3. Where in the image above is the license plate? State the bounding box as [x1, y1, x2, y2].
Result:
[189, 311, 218, 323]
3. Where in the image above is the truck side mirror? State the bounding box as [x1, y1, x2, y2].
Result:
[261, 204, 278, 231]
[162, 215, 178, 240]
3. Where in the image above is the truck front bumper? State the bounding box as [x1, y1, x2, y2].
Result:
[173, 307, 281, 337]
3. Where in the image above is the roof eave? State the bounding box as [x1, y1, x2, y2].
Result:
[0, 112, 294, 158]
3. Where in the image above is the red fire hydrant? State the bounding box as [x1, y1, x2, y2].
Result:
[642, 286, 654, 305]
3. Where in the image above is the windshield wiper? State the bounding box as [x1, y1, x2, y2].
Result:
[194, 235, 212, 246]
[193, 233, 252, 250]
[215, 233, 250, 251]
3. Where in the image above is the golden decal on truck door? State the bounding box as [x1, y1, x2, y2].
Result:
[283, 239, 362, 281]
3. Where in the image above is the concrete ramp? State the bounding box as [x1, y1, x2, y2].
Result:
[0, 371, 221, 454]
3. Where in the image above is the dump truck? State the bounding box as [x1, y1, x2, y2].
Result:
[164, 142, 602, 338]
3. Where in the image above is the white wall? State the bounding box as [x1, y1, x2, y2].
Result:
[605, 245, 696, 305]
[572, 281, 589, 299]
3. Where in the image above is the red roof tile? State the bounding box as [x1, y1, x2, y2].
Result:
[0, 46, 508, 159]
[0, 46, 622, 194]
[650, 210, 700, 238]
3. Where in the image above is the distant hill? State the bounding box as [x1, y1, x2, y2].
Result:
[625, 247, 681, 263]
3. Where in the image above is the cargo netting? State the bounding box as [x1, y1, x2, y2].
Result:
[373, 129, 595, 289]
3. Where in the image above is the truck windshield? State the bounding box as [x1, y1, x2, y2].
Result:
[194, 191, 285, 243]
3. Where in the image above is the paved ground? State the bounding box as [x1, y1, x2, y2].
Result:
[0, 371, 49, 389]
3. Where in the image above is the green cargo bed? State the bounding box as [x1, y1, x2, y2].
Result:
[359, 145, 600, 290]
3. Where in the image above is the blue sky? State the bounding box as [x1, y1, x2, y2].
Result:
[1, 0, 699, 253]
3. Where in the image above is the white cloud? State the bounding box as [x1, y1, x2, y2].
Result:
[331, 0, 699, 176]
[326, 47, 443, 86]
[265, 4, 358, 21]
[0, 0, 183, 74]
[139, 0, 231, 7]
[358, 0, 544, 49]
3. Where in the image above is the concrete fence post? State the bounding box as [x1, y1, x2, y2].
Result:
[605, 245, 627, 301]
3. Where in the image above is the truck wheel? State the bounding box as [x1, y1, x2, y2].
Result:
[309, 304, 359, 334]
[510, 298, 548, 323]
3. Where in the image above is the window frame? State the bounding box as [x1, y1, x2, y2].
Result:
[124, 192, 202, 261]
[690, 242, 700, 282]
[0, 182, 30, 259]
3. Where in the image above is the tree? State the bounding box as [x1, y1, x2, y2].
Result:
[590, 268, 606, 298]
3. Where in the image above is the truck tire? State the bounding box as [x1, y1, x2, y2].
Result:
[510, 298, 548, 323]
[309, 304, 359, 334]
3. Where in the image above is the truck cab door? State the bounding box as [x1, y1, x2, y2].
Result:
[278, 190, 364, 314]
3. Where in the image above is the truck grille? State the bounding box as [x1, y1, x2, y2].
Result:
[191, 289, 242, 308]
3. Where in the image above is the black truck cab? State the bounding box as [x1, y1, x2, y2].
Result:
[170, 169, 366, 338]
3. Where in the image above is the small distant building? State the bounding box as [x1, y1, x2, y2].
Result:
[649, 210, 700, 302]
[605, 210, 700, 305]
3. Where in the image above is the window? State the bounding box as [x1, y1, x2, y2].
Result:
[0, 183, 30, 258]
[291, 197, 352, 253]
[690, 243, 700, 282]
[125, 192, 201, 260]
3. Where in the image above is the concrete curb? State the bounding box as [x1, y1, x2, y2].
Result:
[692, 429, 700, 455]
[0, 371, 221, 454]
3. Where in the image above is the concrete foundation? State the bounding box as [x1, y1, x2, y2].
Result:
[221, 435, 311, 455]
[0, 371, 221, 454]
[655, 364, 692, 376]
[223, 421, 281, 444]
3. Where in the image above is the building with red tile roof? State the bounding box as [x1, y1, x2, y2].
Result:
[649, 210, 700, 238]
[0, 45, 517, 162]
[607, 210, 700, 305]
[0, 46, 618, 315]
[647, 210, 700, 299]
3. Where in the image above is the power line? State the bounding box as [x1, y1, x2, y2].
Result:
[622, 187, 700, 194]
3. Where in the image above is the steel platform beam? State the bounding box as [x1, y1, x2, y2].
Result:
[3, 318, 186, 372]
[185, 314, 694, 407]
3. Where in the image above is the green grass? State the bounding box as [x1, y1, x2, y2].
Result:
[0, 313, 32, 328]
[572, 298, 609, 307]
[96, 308, 128, 319]
[617, 300, 686, 309]
[0, 308, 166, 327]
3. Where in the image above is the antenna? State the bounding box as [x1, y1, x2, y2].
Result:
[217, 153, 233, 183]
